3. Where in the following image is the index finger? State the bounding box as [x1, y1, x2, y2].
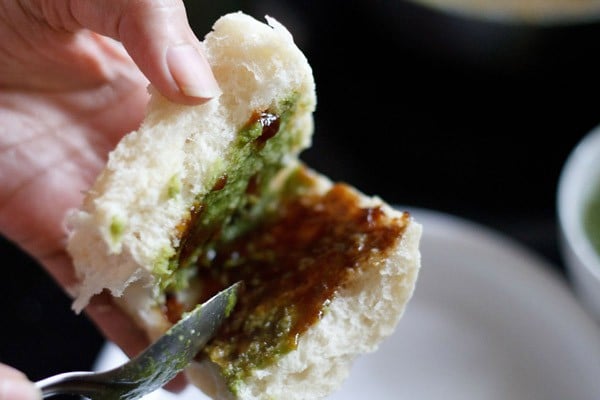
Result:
[43, 0, 221, 104]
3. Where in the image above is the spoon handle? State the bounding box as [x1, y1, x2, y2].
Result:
[36, 371, 108, 398]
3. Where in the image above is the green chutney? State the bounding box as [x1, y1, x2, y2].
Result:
[584, 177, 600, 256]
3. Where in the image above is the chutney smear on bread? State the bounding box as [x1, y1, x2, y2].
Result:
[66, 11, 421, 400]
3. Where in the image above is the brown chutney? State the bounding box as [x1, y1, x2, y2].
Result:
[164, 171, 410, 384]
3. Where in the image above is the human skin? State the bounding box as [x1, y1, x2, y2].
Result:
[0, 0, 220, 396]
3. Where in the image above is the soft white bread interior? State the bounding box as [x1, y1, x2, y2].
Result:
[67, 11, 316, 315]
[65, 10, 421, 400]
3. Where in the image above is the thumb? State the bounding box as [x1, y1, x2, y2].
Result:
[44, 0, 222, 104]
[0, 364, 41, 400]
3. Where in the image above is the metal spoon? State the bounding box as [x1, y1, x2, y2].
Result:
[36, 281, 241, 399]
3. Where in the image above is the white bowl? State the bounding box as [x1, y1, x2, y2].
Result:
[558, 124, 600, 322]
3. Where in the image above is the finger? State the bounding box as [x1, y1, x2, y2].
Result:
[0, 364, 28, 380]
[36, 253, 150, 358]
[163, 372, 188, 393]
[0, 364, 41, 400]
[84, 291, 151, 359]
[41, 0, 221, 104]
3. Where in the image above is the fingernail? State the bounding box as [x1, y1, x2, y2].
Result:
[0, 379, 42, 400]
[167, 44, 221, 99]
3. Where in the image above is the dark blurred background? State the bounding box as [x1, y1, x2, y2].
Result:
[3, 0, 600, 393]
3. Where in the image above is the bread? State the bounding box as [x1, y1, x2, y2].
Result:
[67, 10, 316, 316]
[65, 11, 422, 400]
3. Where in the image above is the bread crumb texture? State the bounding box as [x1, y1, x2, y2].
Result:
[66, 11, 315, 313]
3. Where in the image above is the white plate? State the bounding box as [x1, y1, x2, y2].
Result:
[94, 208, 600, 399]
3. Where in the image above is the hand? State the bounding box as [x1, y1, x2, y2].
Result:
[0, 0, 220, 392]
[0, 363, 40, 400]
